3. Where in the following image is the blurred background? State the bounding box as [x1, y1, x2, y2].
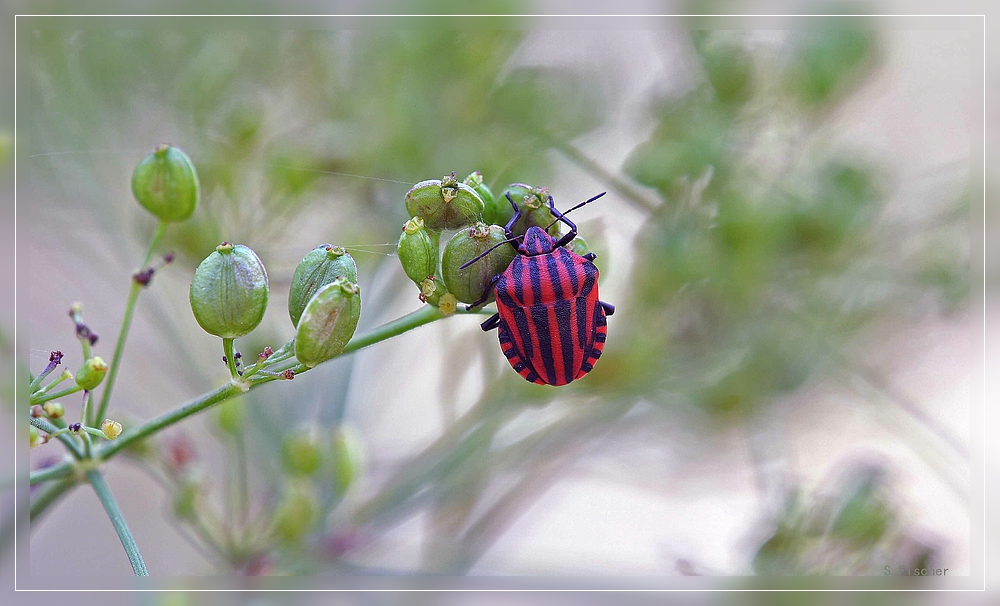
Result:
[0, 1, 984, 590]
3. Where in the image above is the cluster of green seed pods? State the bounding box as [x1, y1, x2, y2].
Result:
[398, 170, 562, 308]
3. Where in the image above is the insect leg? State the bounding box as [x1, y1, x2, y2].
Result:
[600, 301, 615, 316]
[549, 196, 578, 248]
[504, 193, 524, 251]
[480, 313, 501, 332]
[465, 273, 503, 311]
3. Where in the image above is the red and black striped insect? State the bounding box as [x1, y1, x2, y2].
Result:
[463, 192, 614, 386]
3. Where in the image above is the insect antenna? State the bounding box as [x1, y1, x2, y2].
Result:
[458, 235, 523, 270]
[543, 191, 608, 231]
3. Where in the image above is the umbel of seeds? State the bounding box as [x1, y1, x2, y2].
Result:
[288, 245, 358, 328]
[131, 144, 200, 223]
[189, 243, 269, 338]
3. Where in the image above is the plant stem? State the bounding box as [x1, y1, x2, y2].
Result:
[30, 384, 83, 406]
[86, 469, 149, 576]
[33, 306, 486, 500]
[29, 462, 75, 485]
[94, 220, 168, 426]
[30, 478, 77, 523]
[223, 338, 239, 378]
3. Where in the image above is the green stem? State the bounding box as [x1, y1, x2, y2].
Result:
[30, 384, 83, 406]
[39, 306, 485, 491]
[94, 220, 168, 426]
[86, 469, 149, 576]
[30, 478, 77, 523]
[33, 370, 72, 397]
[29, 462, 75, 486]
[223, 338, 239, 379]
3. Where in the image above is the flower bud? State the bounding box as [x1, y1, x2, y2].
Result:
[29, 425, 42, 448]
[397, 217, 439, 284]
[42, 401, 65, 419]
[282, 430, 322, 476]
[404, 172, 486, 229]
[189, 243, 269, 338]
[330, 426, 363, 497]
[498, 183, 559, 237]
[131, 144, 199, 223]
[438, 293, 458, 315]
[464, 171, 499, 224]
[288, 245, 358, 328]
[273, 482, 316, 544]
[214, 398, 245, 436]
[75, 356, 108, 390]
[101, 418, 123, 440]
[294, 277, 362, 368]
[441, 223, 517, 305]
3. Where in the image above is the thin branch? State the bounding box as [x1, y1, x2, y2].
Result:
[86, 469, 149, 576]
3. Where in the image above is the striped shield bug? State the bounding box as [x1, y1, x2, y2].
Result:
[462, 192, 615, 386]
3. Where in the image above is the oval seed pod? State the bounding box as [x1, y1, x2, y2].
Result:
[497, 183, 559, 237]
[396, 217, 439, 284]
[29, 425, 41, 448]
[464, 171, 498, 224]
[568, 235, 590, 257]
[189, 243, 269, 339]
[131, 144, 200, 223]
[282, 429, 323, 476]
[330, 426, 364, 497]
[288, 245, 358, 327]
[75, 357, 108, 390]
[273, 482, 316, 544]
[404, 172, 485, 229]
[294, 277, 362, 368]
[441, 222, 517, 305]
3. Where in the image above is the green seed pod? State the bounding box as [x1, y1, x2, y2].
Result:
[441, 223, 517, 305]
[294, 277, 362, 368]
[75, 356, 108, 390]
[330, 426, 363, 497]
[214, 398, 244, 436]
[404, 172, 486, 229]
[464, 171, 498, 224]
[42, 401, 65, 419]
[397, 217, 439, 284]
[273, 482, 316, 544]
[282, 429, 322, 476]
[497, 183, 559, 237]
[568, 236, 590, 257]
[173, 477, 201, 521]
[189, 243, 269, 339]
[288, 245, 358, 328]
[131, 144, 200, 223]
[29, 425, 41, 448]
